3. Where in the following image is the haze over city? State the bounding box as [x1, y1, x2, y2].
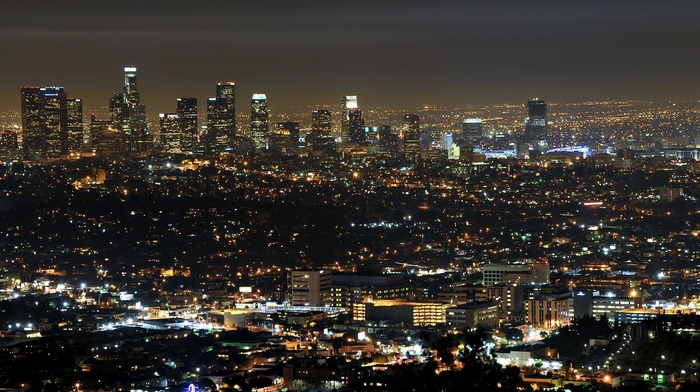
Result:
[3, 0, 700, 114]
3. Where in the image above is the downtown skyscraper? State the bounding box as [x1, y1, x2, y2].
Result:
[347, 108, 365, 144]
[109, 93, 125, 124]
[176, 97, 198, 153]
[89, 66, 150, 156]
[311, 109, 332, 135]
[403, 113, 420, 157]
[461, 118, 483, 150]
[308, 109, 335, 155]
[341, 95, 358, 143]
[269, 121, 299, 155]
[250, 93, 269, 152]
[66, 98, 84, 153]
[124, 66, 140, 104]
[21, 86, 76, 160]
[206, 81, 236, 154]
[121, 66, 149, 152]
[90, 115, 121, 156]
[525, 98, 548, 152]
[159, 113, 181, 153]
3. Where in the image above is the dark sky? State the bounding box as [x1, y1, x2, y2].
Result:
[2, 0, 700, 115]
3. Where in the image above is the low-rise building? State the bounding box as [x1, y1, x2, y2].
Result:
[290, 270, 332, 306]
[573, 290, 641, 321]
[525, 292, 571, 328]
[329, 274, 412, 308]
[482, 261, 549, 286]
[495, 343, 561, 369]
[206, 309, 254, 328]
[446, 300, 499, 330]
[353, 299, 451, 327]
[283, 359, 371, 391]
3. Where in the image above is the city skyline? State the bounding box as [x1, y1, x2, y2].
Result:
[2, 0, 700, 115]
[5, 1, 700, 390]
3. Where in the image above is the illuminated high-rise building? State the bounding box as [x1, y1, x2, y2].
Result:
[341, 95, 358, 142]
[250, 93, 269, 152]
[269, 121, 299, 155]
[378, 125, 400, 154]
[206, 98, 230, 153]
[120, 66, 149, 152]
[1, 131, 18, 151]
[159, 113, 181, 153]
[176, 97, 197, 153]
[21, 86, 69, 160]
[403, 113, 420, 156]
[204, 100, 218, 154]
[278, 121, 300, 143]
[206, 81, 236, 153]
[365, 126, 378, 145]
[90, 115, 121, 156]
[290, 270, 331, 306]
[215, 81, 236, 149]
[462, 118, 483, 140]
[347, 109, 365, 144]
[525, 98, 547, 151]
[40, 87, 68, 157]
[308, 109, 335, 155]
[460, 118, 483, 151]
[21, 86, 42, 160]
[67, 98, 83, 153]
[216, 81, 235, 98]
[378, 125, 393, 139]
[107, 92, 128, 153]
[124, 66, 140, 105]
[311, 109, 332, 135]
[342, 95, 358, 110]
[109, 93, 125, 124]
[441, 133, 454, 151]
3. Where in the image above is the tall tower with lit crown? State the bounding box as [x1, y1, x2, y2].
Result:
[251, 93, 269, 152]
[124, 66, 140, 105]
[461, 118, 483, 151]
[121, 66, 148, 152]
[341, 95, 358, 143]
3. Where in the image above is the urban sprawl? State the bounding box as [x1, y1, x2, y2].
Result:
[1, 67, 700, 392]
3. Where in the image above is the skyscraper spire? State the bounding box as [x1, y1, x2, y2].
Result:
[251, 93, 269, 152]
[119, 66, 148, 152]
[123, 66, 139, 105]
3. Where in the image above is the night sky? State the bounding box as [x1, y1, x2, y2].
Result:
[2, 0, 700, 115]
